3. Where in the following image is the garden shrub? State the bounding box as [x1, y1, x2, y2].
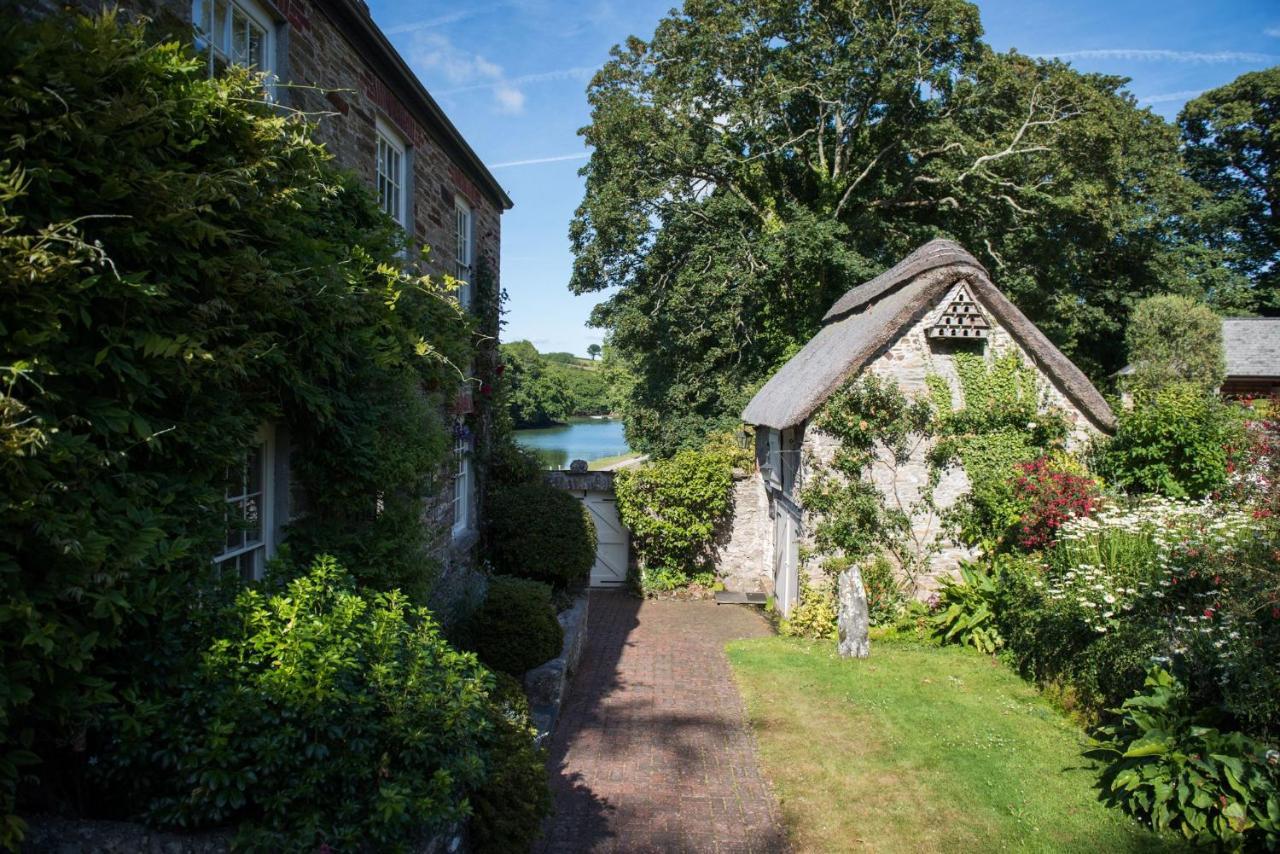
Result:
[1092, 668, 1280, 846]
[1106, 383, 1241, 498]
[0, 12, 473, 843]
[466, 577, 563, 677]
[469, 672, 553, 854]
[779, 575, 837, 640]
[485, 482, 596, 587]
[95, 557, 492, 850]
[1009, 455, 1099, 551]
[929, 562, 1004, 654]
[614, 436, 745, 592]
[1123, 294, 1226, 393]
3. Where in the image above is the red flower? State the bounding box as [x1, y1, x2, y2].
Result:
[495, 364, 506, 376]
[480, 382, 493, 396]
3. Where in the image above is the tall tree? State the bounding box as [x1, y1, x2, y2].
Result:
[1179, 66, 1280, 314]
[571, 0, 1222, 456]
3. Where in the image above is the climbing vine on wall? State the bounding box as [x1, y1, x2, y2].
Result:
[802, 352, 1072, 599]
[928, 353, 1069, 550]
[802, 373, 941, 596]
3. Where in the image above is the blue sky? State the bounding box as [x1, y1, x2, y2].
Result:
[365, 0, 1280, 356]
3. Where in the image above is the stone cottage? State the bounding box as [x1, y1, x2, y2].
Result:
[730, 239, 1116, 616]
[22, 0, 512, 606]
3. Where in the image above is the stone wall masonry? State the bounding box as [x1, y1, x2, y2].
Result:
[715, 469, 773, 595]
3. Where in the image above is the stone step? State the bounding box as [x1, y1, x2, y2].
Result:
[713, 590, 768, 605]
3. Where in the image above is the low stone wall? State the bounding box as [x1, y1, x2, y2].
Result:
[524, 591, 590, 742]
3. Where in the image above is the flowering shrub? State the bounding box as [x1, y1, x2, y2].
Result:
[1010, 455, 1100, 551]
[997, 496, 1280, 736]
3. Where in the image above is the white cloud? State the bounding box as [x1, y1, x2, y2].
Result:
[382, 10, 476, 36]
[493, 85, 526, 114]
[1266, 27, 1280, 38]
[1038, 48, 1277, 64]
[489, 152, 591, 169]
[1138, 89, 1205, 104]
[439, 66, 597, 95]
[408, 31, 525, 113]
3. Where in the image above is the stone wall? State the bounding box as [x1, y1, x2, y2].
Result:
[714, 469, 772, 595]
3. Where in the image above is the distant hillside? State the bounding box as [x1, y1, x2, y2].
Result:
[501, 340, 614, 426]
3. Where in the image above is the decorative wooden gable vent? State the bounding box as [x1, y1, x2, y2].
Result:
[927, 282, 990, 340]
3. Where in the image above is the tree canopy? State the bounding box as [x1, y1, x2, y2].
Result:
[1179, 66, 1280, 314]
[571, 0, 1237, 456]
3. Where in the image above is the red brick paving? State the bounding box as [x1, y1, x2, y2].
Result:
[535, 592, 787, 853]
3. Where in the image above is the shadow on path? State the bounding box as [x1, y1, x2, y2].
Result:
[534, 592, 787, 854]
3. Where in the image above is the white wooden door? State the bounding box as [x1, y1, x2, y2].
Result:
[582, 490, 628, 588]
[773, 507, 799, 616]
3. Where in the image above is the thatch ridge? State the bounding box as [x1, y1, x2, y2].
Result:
[741, 240, 1116, 432]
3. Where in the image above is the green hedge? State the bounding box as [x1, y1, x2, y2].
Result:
[614, 438, 744, 591]
[485, 483, 596, 587]
[0, 12, 473, 844]
[466, 577, 564, 676]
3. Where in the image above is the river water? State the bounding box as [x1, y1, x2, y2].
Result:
[513, 417, 630, 470]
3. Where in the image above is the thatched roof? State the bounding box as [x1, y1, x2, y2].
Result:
[741, 239, 1116, 432]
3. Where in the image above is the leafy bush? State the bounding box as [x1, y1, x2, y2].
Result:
[466, 577, 563, 677]
[1106, 383, 1241, 498]
[779, 575, 837, 640]
[485, 483, 596, 587]
[469, 673, 553, 854]
[930, 562, 1004, 654]
[0, 12, 473, 842]
[96, 557, 492, 850]
[1123, 295, 1226, 393]
[1010, 455, 1100, 551]
[615, 437, 744, 591]
[1093, 668, 1280, 846]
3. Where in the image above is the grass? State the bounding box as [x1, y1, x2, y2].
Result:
[588, 451, 641, 470]
[727, 637, 1180, 853]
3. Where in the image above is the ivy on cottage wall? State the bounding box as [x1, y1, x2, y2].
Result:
[0, 13, 478, 843]
[802, 352, 1073, 600]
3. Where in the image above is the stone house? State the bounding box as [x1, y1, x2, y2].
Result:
[727, 240, 1115, 616]
[24, 0, 513, 605]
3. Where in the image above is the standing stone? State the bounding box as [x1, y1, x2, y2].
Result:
[837, 565, 870, 658]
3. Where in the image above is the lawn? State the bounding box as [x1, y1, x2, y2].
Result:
[727, 637, 1180, 853]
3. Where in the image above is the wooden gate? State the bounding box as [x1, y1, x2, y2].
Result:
[545, 467, 630, 589]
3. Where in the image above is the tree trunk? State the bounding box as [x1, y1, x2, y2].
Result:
[837, 565, 870, 659]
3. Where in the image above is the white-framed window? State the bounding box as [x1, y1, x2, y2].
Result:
[454, 196, 474, 308]
[452, 433, 472, 538]
[193, 0, 276, 94]
[766, 428, 782, 489]
[215, 426, 275, 581]
[375, 118, 409, 230]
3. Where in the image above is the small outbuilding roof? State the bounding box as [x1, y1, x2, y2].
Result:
[741, 239, 1116, 432]
[1114, 317, 1280, 381]
[1222, 318, 1280, 378]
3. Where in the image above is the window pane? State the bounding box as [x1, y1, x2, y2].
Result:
[243, 496, 261, 545]
[226, 502, 244, 551]
[213, 0, 230, 52]
[246, 443, 263, 495]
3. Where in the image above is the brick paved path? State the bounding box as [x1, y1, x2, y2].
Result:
[535, 592, 787, 853]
